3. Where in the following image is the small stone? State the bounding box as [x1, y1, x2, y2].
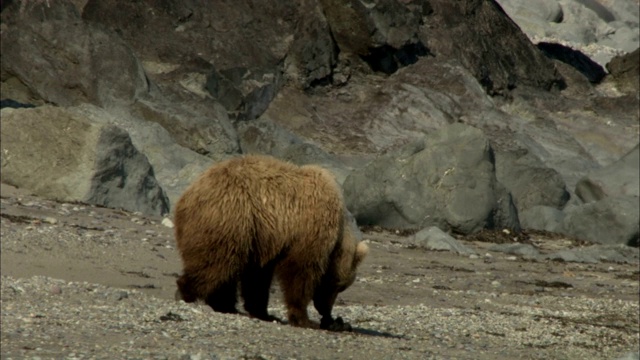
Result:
[50, 285, 62, 295]
[114, 291, 129, 301]
[43, 217, 58, 225]
[162, 218, 174, 228]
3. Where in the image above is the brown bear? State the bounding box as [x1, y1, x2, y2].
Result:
[174, 155, 368, 330]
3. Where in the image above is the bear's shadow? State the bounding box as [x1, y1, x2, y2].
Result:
[350, 326, 407, 339]
[225, 312, 406, 338]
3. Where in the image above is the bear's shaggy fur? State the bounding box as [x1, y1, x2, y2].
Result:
[174, 155, 368, 329]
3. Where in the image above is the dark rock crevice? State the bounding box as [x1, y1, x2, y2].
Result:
[361, 41, 431, 75]
[537, 42, 607, 83]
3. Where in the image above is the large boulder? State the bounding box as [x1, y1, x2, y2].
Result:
[0, 106, 169, 215]
[495, 0, 564, 24]
[495, 149, 570, 214]
[576, 145, 640, 203]
[606, 48, 640, 94]
[343, 123, 519, 234]
[68, 104, 218, 208]
[560, 146, 640, 246]
[558, 196, 639, 246]
[1, 0, 149, 107]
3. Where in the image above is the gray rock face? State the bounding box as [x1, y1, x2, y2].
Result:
[344, 123, 519, 234]
[0, 106, 169, 215]
[563, 145, 640, 246]
[69, 104, 217, 208]
[1, 3, 148, 107]
[520, 206, 566, 232]
[497, 0, 640, 67]
[576, 145, 640, 203]
[559, 196, 639, 246]
[236, 117, 349, 183]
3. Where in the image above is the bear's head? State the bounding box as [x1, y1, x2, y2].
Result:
[335, 239, 369, 291]
[313, 223, 368, 320]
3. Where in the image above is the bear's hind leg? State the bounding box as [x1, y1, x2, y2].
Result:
[277, 264, 318, 328]
[204, 280, 239, 314]
[241, 263, 278, 322]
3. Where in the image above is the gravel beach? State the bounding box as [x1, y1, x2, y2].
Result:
[1, 184, 638, 359]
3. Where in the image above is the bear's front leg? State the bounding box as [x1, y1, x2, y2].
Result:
[314, 287, 352, 332]
[320, 316, 352, 332]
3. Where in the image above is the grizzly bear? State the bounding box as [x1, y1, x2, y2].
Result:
[174, 155, 368, 330]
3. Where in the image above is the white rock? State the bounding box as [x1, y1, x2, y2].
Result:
[162, 217, 174, 228]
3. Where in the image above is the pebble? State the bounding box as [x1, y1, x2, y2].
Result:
[162, 218, 174, 228]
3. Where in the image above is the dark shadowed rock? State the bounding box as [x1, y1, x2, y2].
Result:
[0, 106, 169, 215]
[343, 123, 519, 234]
[285, 1, 338, 87]
[606, 48, 640, 94]
[320, 0, 431, 74]
[576, 145, 640, 203]
[205, 67, 282, 121]
[1, 1, 148, 107]
[0, 99, 35, 109]
[495, 149, 570, 214]
[421, 0, 564, 95]
[559, 196, 639, 246]
[81, 0, 332, 113]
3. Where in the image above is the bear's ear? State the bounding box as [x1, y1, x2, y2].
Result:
[353, 242, 369, 268]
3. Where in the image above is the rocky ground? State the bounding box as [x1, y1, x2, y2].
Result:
[1, 183, 638, 359]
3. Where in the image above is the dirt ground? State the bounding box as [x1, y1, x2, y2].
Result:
[1, 183, 639, 359]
